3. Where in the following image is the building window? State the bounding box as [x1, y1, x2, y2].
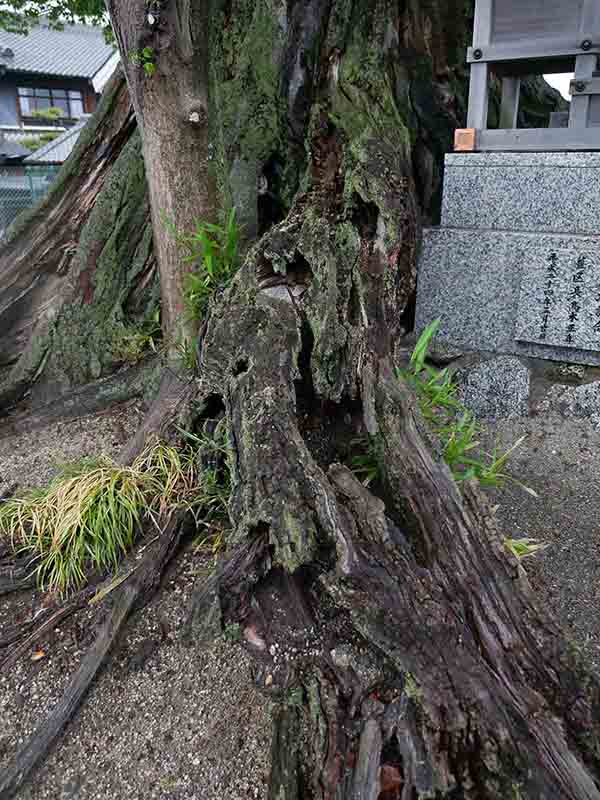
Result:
[17, 87, 84, 120]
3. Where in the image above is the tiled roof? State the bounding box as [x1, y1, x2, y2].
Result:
[24, 116, 88, 164]
[0, 20, 115, 79]
[0, 137, 30, 160]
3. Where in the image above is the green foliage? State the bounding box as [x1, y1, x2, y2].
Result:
[17, 131, 61, 152]
[409, 319, 440, 375]
[178, 424, 232, 521]
[111, 308, 161, 365]
[398, 321, 535, 494]
[17, 108, 65, 152]
[169, 208, 241, 321]
[0, 1, 108, 36]
[176, 337, 199, 372]
[350, 437, 383, 486]
[0, 434, 231, 594]
[129, 46, 156, 78]
[505, 537, 548, 561]
[403, 672, 422, 701]
[30, 107, 64, 122]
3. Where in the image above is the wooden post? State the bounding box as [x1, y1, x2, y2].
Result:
[466, 0, 493, 130]
[499, 77, 521, 129]
[570, 0, 600, 130]
[570, 54, 597, 129]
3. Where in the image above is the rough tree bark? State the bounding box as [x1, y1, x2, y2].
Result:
[2, 1, 596, 799]
[107, 0, 214, 348]
[0, 67, 157, 415]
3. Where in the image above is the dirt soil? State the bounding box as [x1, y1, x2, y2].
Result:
[0, 397, 599, 798]
[0, 402, 272, 800]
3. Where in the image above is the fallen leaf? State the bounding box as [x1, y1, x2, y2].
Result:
[31, 650, 46, 662]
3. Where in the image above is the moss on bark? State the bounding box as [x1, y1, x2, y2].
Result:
[39, 131, 156, 398]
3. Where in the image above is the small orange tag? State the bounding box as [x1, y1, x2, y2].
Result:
[454, 128, 477, 152]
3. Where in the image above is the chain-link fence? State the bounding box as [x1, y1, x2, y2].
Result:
[0, 165, 60, 236]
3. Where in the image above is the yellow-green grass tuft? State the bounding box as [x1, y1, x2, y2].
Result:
[0, 439, 226, 594]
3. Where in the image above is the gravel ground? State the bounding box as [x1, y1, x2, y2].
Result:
[2, 396, 600, 797]
[0, 551, 272, 800]
[0, 401, 142, 493]
[0, 404, 272, 799]
[485, 412, 600, 672]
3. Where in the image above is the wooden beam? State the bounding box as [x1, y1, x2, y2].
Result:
[475, 127, 600, 152]
[467, 39, 599, 64]
[570, 54, 597, 129]
[499, 77, 521, 129]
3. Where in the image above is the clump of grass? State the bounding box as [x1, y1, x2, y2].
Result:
[0, 461, 153, 593]
[0, 435, 231, 594]
[167, 208, 241, 321]
[398, 320, 534, 494]
[178, 423, 232, 545]
[175, 336, 199, 372]
[394, 322, 546, 561]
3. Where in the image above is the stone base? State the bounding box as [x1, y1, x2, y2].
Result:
[441, 152, 600, 236]
[415, 227, 600, 367]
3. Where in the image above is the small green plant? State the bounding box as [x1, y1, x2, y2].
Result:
[176, 337, 199, 371]
[112, 308, 161, 365]
[398, 320, 535, 494]
[403, 672, 422, 701]
[397, 322, 545, 565]
[511, 783, 524, 800]
[223, 621, 242, 642]
[350, 437, 383, 486]
[178, 423, 232, 531]
[505, 537, 548, 561]
[168, 208, 241, 321]
[129, 46, 156, 77]
[18, 131, 61, 152]
[0, 436, 230, 594]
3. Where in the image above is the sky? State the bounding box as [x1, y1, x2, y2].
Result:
[544, 73, 572, 99]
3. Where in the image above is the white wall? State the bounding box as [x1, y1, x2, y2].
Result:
[544, 73, 572, 100]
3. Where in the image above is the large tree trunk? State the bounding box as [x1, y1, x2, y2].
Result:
[107, 0, 214, 349]
[0, 68, 157, 414]
[2, 2, 595, 799]
[185, 1, 600, 796]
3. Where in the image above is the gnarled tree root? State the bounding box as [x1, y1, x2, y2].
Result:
[193, 259, 600, 797]
[0, 513, 184, 800]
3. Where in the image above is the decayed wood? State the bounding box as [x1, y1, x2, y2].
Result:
[0, 587, 96, 672]
[0, 514, 184, 800]
[197, 252, 600, 797]
[0, 1, 584, 797]
[0, 555, 35, 597]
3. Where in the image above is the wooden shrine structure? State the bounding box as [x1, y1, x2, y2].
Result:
[456, 0, 600, 151]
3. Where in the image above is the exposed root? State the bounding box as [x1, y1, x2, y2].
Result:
[0, 512, 184, 800]
[118, 368, 195, 464]
[197, 255, 600, 796]
[0, 556, 35, 597]
[0, 587, 96, 672]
